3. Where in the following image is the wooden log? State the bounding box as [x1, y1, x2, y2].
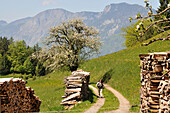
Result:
[66, 84, 82, 88]
[65, 88, 81, 93]
[67, 83, 82, 87]
[139, 54, 150, 59]
[154, 55, 166, 60]
[149, 100, 159, 105]
[67, 81, 82, 84]
[149, 109, 159, 113]
[62, 96, 66, 98]
[150, 94, 160, 98]
[66, 77, 82, 80]
[150, 105, 160, 109]
[64, 105, 69, 110]
[151, 80, 162, 83]
[60, 100, 78, 105]
[72, 71, 90, 76]
[65, 92, 76, 97]
[150, 86, 158, 91]
[0, 96, 8, 100]
[62, 92, 80, 102]
[68, 79, 82, 82]
[150, 91, 160, 95]
[149, 97, 159, 102]
[153, 65, 163, 72]
[68, 105, 75, 110]
[151, 76, 162, 79]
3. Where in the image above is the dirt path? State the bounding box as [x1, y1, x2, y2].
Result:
[103, 84, 131, 113]
[83, 84, 130, 113]
[83, 85, 105, 113]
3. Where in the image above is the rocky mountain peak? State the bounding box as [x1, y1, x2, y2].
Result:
[0, 3, 147, 56]
[0, 20, 7, 27]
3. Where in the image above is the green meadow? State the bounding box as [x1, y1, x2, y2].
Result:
[0, 39, 170, 112]
[80, 40, 170, 112]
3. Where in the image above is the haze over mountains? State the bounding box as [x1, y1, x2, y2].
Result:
[0, 3, 147, 56]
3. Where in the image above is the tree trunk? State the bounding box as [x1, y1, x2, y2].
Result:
[70, 65, 78, 72]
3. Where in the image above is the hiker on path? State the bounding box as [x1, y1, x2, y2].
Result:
[96, 79, 104, 98]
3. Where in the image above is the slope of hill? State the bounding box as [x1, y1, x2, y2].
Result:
[0, 3, 147, 56]
[0, 20, 7, 28]
[81, 40, 170, 111]
[0, 40, 169, 112]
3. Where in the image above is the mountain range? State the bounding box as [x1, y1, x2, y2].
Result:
[0, 2, 147, 56]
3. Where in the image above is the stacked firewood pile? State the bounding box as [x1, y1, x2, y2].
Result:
[61, 69, 90, 109]
[0, 78, 41, 112]
[139, 51, 170, 113]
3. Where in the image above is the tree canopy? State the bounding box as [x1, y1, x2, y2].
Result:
[0, 37, 13, 74]
[121, 20, 158, 47]
[0, 37, 45, 76]
[123, 0, 170, 47]
[35, 19, 101, 72]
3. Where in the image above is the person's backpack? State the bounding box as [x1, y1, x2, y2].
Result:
[97, 82, 103, 89]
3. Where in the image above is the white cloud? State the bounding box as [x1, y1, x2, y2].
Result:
[42, 0, 57, 6]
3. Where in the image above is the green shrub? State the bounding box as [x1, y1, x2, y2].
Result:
[19, 74, 23, 78]
[23, 75, 28, 80]
[28, 74, 33, 78]
[33, 76, 36, 80]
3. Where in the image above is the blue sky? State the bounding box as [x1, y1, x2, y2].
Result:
[0, 0, 160, 23]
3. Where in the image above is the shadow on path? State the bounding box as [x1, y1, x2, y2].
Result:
[83, 85, 105, 113]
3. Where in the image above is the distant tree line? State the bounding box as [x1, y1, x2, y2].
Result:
[0, 19, 101, 76]
[0, 37, 45, 76]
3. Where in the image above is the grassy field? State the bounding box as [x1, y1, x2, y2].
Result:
[80, 40, 170, 112]
[26, 71, 99, 112]
[0, 39, 169, 112]
[0, 71, 98, 112]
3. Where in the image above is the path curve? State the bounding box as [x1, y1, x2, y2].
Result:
[83, 85, 105, 113]
[103, 84, 131, 113]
